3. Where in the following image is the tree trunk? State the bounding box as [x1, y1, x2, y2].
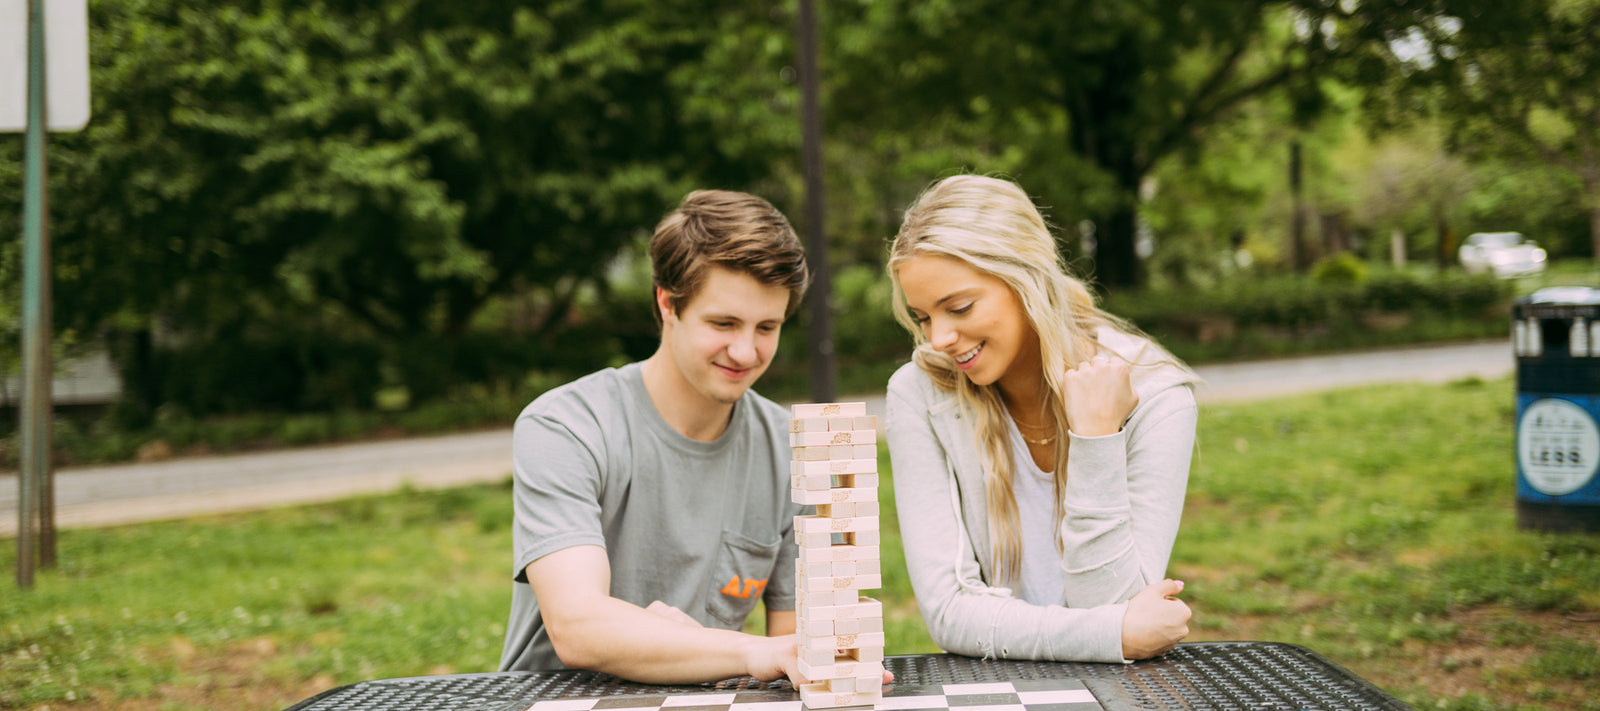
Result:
[106, 327, 158, 426]
[1590, 201, 1600, 263]
[1583, 168, 1600, 262]
[1094, 205, 1141, 292]
[1436, 209, 1453, 270]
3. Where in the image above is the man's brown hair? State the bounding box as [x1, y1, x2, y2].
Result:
[649, 190, 810, 327]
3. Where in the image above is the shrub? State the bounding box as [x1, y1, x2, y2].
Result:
[1104, 266, 1512, 362]
[1312, 253, 1369, 284]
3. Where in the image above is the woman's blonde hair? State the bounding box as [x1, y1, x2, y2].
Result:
[887, 174, 1185, 586]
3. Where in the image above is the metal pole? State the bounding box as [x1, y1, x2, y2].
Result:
[1289, 140, 1306, 272]
[797, 0, 836, 402]
[18, 0, 56, 588]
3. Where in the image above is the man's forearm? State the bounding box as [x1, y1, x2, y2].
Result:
[550, 596, 784, 684]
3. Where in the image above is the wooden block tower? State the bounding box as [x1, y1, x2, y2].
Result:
[789, 402, 885, 709]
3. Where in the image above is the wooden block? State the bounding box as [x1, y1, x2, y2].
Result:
[792, 459, 876, 476]
[829, 487, 877, 503]
[851, 444, 877, 459]
[852, 675, 879, 693]
[790, 429, 876, 447]
[827, 416, 854, 431]
[857, 616, 883, 634]
[798, 532, 832, 548]
[792, 476, 831, 493]
[793, 446, 832, 461]
[835, 472, 879, 488]
[792, 471, 833, 489]
[833, 588, 858, 605]
[849, 597, 883, 619]
[796, 515, 878, 535]
[840, 545, 879, 562]
[801, 573, 882, 591]
[801, 560, 831, 578]
[797, 657, 883, 683]
[801, 631, 887, 650]
[826, 677, 857, 693]
[792, 402, 867, 418]
[791, 487, 825, 505]
[797, 645, 836, 666]
[829, 560, 856, 577]
[847, 530, 880, 546]
[826, 444, 855, 460]
[854, 646, 885, 663]
[800, 589, 837, 607]
[850, 501, 880, 517]
[802, 544, 858, 563]
[798, 682, 880, 709]
[795, 600, 828, 621]
[839, 502, 859, 517]
[796, 545, 837, 565]
[791, 417, 831, 433]
[834, 617, 861, 635]
[799, 544, 879, 565]
[853, 558, 880, 576]
[798, 617, 833, 637]
[814, 502, 846, 518]
[802, 597, 881, 622]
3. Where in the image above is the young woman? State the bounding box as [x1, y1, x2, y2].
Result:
[885, 175, 1197, 663]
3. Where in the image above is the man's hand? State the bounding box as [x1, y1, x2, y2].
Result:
[1121, 579, 1191, 660]
[740, 634, 801, 683]
[740, 636, 895, 688]
[1061, 355, 1139, 437]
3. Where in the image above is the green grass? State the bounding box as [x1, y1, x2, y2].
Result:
[4, 377, 1599, 709]
[1175, 377, 1600, 710]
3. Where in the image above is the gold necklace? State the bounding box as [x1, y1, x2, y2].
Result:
[1013, 417, 1057, 447]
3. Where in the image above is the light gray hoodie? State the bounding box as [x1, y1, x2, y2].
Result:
[885, 327, 1198, 663]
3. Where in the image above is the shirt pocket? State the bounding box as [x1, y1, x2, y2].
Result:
[704, 527, 782, 628]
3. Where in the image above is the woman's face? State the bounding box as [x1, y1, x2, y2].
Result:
[896, 254, 1040, 388]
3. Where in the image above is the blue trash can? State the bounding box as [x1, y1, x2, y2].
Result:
[1513, 287, 1600, 532]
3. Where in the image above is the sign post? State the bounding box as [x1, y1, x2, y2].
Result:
[4, 0, 90, 588]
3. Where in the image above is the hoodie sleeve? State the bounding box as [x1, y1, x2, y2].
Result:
[1059, 383, 1198, 607]
[886, 365, 1129, 663]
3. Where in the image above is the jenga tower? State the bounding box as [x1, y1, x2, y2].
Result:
[789, 402, 885, 709]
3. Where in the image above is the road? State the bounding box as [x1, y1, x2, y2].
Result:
[0, 339, 1513, 536]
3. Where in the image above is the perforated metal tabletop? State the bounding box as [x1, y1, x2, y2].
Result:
[283, 642, 1411, 711]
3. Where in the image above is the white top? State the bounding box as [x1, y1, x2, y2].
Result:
[1006, 417, 1066, 606]
[885, 327, 1199, 663]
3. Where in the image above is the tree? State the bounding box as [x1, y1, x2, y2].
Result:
[824, 0, 1357, 290]
[1, 0, 796, 413]
[1361, 0, 1600, 259]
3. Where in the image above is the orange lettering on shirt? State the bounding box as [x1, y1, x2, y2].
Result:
[720, 575, 744, 598]
[742, 577, 769, 598]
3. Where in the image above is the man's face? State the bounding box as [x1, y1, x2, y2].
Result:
[659, 266, 790, 405]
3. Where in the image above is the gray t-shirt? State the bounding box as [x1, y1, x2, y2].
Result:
[498, 362, 802, 672]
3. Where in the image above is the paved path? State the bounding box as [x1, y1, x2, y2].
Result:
[0, 340, 1513, 536]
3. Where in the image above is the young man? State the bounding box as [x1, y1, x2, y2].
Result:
[498, 190, 811, 684]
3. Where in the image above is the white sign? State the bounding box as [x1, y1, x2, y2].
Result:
[1518, 398, 1600, 497]
[0, 0, 90, 132]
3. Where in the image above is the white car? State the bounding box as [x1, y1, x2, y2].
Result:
[1459, 231, 1547, 278]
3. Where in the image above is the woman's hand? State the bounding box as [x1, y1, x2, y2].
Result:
[1061, 355, 1139, 437]
[1120, 579, 1191, 659]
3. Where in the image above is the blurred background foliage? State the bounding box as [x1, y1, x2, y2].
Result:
[2, 0, 1599, 460]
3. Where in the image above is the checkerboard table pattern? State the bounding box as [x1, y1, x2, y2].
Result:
[522, 679, 1104, 711]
